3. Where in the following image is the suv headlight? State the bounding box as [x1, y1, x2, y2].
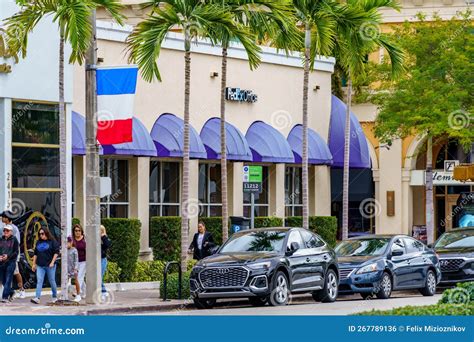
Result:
[356, 263, 378, 274]
[248, 261, 271, 270]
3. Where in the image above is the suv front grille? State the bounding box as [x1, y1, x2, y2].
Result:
[440, 259, 464, 272]
[199, 267, 249, 288]
[339, 268, 354, 279]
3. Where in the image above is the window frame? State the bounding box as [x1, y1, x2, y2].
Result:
[199, 163, 222, 217]
[149, 160, 181, 217]
[100, 158, 130, 218]
[285, 166, 303, 217]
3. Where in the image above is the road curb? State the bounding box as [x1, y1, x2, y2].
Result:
[79, 301, 192, 315]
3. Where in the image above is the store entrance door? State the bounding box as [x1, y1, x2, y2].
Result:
[444, 194, 461, 231]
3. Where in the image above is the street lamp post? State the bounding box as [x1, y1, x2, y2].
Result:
[85, 9, 101, 304]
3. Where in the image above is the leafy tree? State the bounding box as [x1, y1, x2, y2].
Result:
[372, 12, 473, 243]
[127, 0, 258, 272]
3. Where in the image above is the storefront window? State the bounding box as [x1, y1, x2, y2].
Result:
[100, 158, 129, 218]
[11, 102, 61, 261]
[149, 161, 180, 217]
[199, 164, 222, 217]
[244, 166, 269, 217]
[285, 167, 302, 217]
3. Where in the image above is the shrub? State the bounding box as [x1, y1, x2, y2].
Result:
[439, 282, 474, 304]
[358, 303, 474, 316]
[160, 271, 191, 299]
[102, 218, 141, 282]
[150, 217, 181, 261]
[199, 217, 224, 245]
[254, 216, 283, 228]
[72, 217, 81, 227]
[285, 216, 337, 247]
[132, 260, 166, 283]
[103, 261, 121, 283]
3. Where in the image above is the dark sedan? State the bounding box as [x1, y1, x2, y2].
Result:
[190, 227, 339, 308]
[336, 235, 440, 299]
[434, 227, 474, 285]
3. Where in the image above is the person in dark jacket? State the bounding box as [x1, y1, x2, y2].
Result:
[188, 221, 215, 260]
[0, 225, 19, 302]
[100, 225, 111, 296]
[31, 227, 59, 304]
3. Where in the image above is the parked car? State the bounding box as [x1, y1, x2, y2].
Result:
[433, 227, 474, 285]
[335, 235, 440, 299]
[190, 227, 339, 309]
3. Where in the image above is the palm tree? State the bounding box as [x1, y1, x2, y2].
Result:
[127, 0, 258, 272]
[335, 0, 405, 240]
[210, 0, 298, 243]
[5, 0, 124, 300]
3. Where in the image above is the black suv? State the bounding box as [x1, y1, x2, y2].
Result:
[434, 227, 474, 285]
[190, 227, 339, 309]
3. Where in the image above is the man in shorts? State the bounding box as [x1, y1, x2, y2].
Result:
[1, 211, 25, 299]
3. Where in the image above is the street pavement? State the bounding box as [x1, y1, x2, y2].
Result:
[0, 290, 441, 316]
[146, 292, 442, 316]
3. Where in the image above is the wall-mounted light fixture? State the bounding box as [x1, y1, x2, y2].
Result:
[210, 71, 219, 78]
[313, 85, 320, 91]
[97, 57, 104, 64]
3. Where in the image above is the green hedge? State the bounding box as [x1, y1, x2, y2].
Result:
[72, 217, 80, 227]
[102, 218, 141, 282]
[285, 216, 337, 247]
[160, 271, 191, 299]
[358, 304, 474, 316]
[132, 260, 166, 282]
[103, 261, 121, 283]
[439, 282, 474, 304]
[254, 216, 284, 228]
[150, 217, 181, 261]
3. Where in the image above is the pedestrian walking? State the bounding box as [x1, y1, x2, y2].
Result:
[0, 225, 19, 302]
[72, 224, 86, 297]
[67, 236, 81, 302]
[100, 225, 111, 297]
[1, 211, 25, 299]
[188, 221, 215, 260]
[30, 227, 59, 304]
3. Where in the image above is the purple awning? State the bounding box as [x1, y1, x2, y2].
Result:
[287, 125, 333, 165]
[150, 113, 207, 159]
[329, 96, 371, 168]
[246, 121, 294, 163]
[200, 118, 252, 161]
[72, 111, 103, 155]
[101, 117, 157, 157]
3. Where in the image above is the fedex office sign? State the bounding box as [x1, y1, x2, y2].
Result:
[225, 87, 258, 103]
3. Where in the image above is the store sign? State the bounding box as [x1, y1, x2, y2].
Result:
[410, 170, 474, 186]
[225, 87, 258, 103]
[444, 160, 459, 172]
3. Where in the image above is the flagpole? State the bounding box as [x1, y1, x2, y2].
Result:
[85, 9, 102, 304]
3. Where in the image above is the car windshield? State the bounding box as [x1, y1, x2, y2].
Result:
[220, 231, 286, 253]
[335, 238, 390, 256]
[435, 231, 474, 249]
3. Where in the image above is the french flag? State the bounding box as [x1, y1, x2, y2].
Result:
[96, 66, 138, 145]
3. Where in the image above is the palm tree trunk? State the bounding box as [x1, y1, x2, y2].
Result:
[302, 25, 310, 231]
[220, 46, 229, 242]
[426, 135, 434, 244]
[181, 32, 191, 273]
[58, 28, 68, 300]
[342, 76, 352, 240]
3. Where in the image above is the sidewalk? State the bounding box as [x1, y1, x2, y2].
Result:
[0, 289, 191, 316]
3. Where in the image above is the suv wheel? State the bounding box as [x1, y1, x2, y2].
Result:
[375, 272, 392, 299]
[193, 298, 216, 309]
[419, 270, 436, 296]
[249, 296, 268, 307]
[312, 269, 338, 303]
[269, 271, 290, 306]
